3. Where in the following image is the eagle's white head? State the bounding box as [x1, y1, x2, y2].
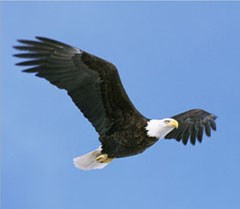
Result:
[146, 118, 179, 139]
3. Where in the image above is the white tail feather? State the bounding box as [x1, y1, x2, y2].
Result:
[73, 147, 110, 170]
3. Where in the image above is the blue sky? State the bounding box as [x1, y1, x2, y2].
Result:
[2, 2, 240, 209]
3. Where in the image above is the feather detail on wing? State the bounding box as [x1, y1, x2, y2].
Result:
[14, 37, 143, 140]
[164, 109, 217, 145]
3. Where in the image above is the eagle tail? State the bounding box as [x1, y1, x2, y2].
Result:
[73, 147, 110, 170]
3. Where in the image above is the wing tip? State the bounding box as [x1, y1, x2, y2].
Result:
[35, 36, 47, 41]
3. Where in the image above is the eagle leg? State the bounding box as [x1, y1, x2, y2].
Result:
[96, 154, 113, 163]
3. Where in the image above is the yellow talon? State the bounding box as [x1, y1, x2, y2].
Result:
[96, 154, 113, 163]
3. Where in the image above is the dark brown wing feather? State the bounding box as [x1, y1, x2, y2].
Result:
[14, 37, 144, 138]
[164, 109, 217, 145]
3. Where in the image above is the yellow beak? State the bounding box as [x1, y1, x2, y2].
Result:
[169, 119, 179, 129]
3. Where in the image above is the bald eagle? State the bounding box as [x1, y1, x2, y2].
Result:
[14, 37, 217, 170]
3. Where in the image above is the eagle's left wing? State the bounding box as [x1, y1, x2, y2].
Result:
[14, 37, 144, 139]
[164, 109, 217, 145]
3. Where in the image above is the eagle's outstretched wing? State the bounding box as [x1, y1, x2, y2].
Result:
[14, 37, 143, 136]
[165, 109, 217, 145]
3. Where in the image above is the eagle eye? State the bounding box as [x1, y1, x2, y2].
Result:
[164, 120, 171, 124]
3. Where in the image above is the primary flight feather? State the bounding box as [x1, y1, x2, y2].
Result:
[14, 37, 217, 170]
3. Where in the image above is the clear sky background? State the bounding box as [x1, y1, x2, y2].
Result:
[2, 2, 240, 209]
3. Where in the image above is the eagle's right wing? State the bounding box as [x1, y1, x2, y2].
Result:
[164, 109, 217, 145]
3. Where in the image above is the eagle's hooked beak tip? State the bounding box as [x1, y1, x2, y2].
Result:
[171, 120, 179, 129]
